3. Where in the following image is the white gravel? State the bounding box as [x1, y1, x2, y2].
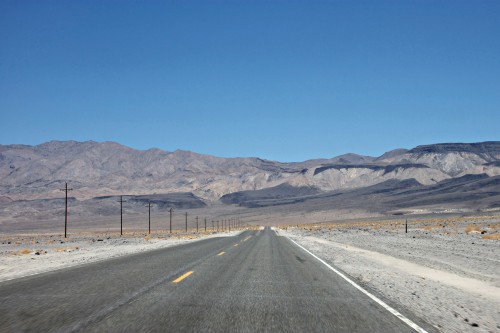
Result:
[278, 218, 500, 333]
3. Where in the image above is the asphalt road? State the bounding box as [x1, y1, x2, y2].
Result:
[0, 228, 435, 332]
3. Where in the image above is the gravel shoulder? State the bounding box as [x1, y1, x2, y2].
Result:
[0, 230, 242, 282]
[278, 217, 500, 333]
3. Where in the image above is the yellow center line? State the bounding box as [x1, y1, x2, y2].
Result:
[172, 271, 193, 283]
[234, 243, 239, 247]
[217, 251, 225, 256]
[243, 236, 252, 242]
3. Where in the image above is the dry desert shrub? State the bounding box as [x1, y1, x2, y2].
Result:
[482, 233, 500, 240]
[9, 249, 32, 256]
[56, 247, 79, 252]
[465, 224, 482, 234]
[181, 235, 198, 239]
[425, 223, 447, 230]
[144, 235, 151, 241]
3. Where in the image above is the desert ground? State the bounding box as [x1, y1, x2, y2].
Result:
[278, 216, 500, 333]
[1, 214, 499, 332]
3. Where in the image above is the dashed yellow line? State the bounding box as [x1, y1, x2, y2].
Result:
[172, 271, 193, 283]
[243, 236, 252, 242]
[234, 243, 239, 247]
[217, 251, 225, 256]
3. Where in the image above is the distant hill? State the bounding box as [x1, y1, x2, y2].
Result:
[1, 140, 499, 218]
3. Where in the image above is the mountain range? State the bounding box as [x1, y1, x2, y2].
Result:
[1, 140, 500, 222]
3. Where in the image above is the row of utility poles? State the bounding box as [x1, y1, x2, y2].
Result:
[118, 206, 242, 236]
[59, 185, 243, 237]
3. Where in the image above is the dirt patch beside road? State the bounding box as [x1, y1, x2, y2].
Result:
[279, 218, 500, 333]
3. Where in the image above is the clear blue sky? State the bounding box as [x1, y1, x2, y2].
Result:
[1, 1, 499, 162]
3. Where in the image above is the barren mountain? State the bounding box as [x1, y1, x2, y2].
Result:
[1, 141, 499, 217]
[222, 174, 500, 213]
[379, 142, 500, 176]
[0, 141, 304, 201]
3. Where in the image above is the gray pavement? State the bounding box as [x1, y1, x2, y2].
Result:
[0, 228, 435, 332]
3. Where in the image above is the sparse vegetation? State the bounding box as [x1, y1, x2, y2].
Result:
[465, 224, 482, 234]
[8, 248, 32, 256]
[482, 233, 500, 240]
[55, 247, 79, 252]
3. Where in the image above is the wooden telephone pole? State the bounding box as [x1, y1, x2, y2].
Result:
[146, 202, 153, 234]
[60, 183, 73, 238]
[118, 196, 126, 236]
[169, 208, 173, 233]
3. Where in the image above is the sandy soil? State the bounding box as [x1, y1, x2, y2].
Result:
[0, 230, 242, 282]
[2, 215, 499, 332]
[278, 217, 500, 333]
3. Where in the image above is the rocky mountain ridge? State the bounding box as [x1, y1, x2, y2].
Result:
[1, 140, 499, 204]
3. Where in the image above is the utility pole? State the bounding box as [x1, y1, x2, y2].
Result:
[146, 202, 152, 234]
[196, 216, 199, 233]
[217, 220, 219, 232]
[169, 208, 173, 234]
[60, 183, 73, 238]
[212, 220, 214, 232]
[185, 212, 188, 232]
[118, 196, 125, 236]
[405, 219, 408, 234]
[204, 217, 207, 232]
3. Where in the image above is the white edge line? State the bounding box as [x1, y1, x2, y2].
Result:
[286, 236, 429, 333]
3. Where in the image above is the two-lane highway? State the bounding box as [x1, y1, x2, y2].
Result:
[0, 229, 435, 332]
